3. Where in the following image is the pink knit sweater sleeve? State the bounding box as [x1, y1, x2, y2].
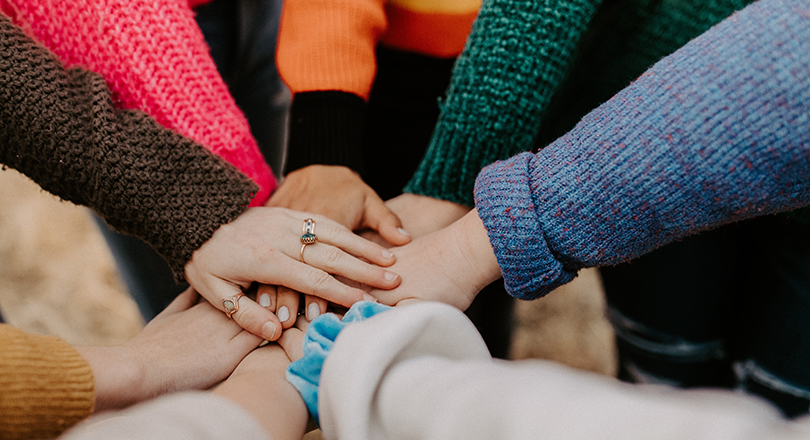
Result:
[1, 0, 276, 205]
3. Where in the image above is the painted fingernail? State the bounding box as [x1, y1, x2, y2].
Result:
[307, 303, 321, 321]
[258, 293, 271, 307]
[262, 321, 277, 341]
[277, 306, 290, 322]
[363, 293, 378, 303]
[397, 227, 411, 237]
[384, 271, 398, 281]
[382, 249, 394, 259]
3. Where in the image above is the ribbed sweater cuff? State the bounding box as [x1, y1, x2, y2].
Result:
[285, 91, 367, 175]
[404, 132, 491, 207]
[473, 153, 577, 299]
[0, 326, 95, 440]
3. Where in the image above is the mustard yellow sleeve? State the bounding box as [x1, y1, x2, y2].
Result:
[0, 325, 95, 440]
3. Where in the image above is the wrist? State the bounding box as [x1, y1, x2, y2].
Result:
[214, 347, 307, 440]
[452, 209, 502, 293]
[76, 345, 147, 412]
[285, 91, 367, 175]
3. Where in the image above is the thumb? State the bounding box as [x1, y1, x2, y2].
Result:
[362, 195, 411, 246]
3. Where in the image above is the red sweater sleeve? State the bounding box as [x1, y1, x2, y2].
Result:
[1, 0, 277, 205]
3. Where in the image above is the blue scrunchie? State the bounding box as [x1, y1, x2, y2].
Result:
[286, 301, 390, 424]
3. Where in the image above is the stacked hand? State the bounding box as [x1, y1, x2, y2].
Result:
[184, 207, 401, 341]
[77, 289, 263, 412]
[264, 164, 496, 314]
[367, 210, 503, 310]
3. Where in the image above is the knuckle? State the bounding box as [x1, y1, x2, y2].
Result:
[307, 269, 334, 294]
[319, 220, 342, 237]
[321, 246, 344, 271]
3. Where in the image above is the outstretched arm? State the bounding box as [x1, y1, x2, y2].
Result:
[316, 303, 810, 440]
[2, 0, 276, 203]
[0, 17, 399, 341]
[369, 0, 810, 306]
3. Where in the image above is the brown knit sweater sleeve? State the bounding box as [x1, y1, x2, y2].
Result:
[0, 325, 95, 439]
[0, 15, 258, 280]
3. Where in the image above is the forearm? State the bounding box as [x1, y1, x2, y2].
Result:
[4, 0, 276, 203]
[475, 0, 810, 299]
[73, 346, 145, 413]
[278, 0, 386, 175]
[320, 304, 810, 440]
[404, 0, 603, 206]
[0, 16, 257, 279]
[59, 392, 272, 440]
[213, 348, 307, 440]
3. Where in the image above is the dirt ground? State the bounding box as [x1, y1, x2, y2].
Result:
[0, 166, 617, 429]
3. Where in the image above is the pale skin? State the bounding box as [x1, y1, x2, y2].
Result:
[76, 289, 263, 412]
[267, 164, 471, 320]
[184, 206, 401, 341]
[367, 209, 502, 310]
[212, 318, 311, 440]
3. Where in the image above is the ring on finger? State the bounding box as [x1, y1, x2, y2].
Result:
[300, 218, 318, 263]
[222, 293, 246, 319]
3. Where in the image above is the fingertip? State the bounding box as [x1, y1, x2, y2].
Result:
[379, 224, 412, 247]
[306, 302, 321, 321]
[384, 270, 401, 287]
[262, 320, 280, 341]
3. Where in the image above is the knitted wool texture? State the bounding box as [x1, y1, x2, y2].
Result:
[0, 15, 258, 280]
[0, 325, 95, 440]
[278, 0, 479, 176]
[405, 0, 754, 207]
[0, 0, 276, 205]
[474, 0, 810, 299]
[405, 0, 602, 206]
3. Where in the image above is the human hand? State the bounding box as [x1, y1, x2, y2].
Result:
[368, 210, 502, 310]
[267, 166, 411, 322]
[213, 342, 308, 440]
[386, 193, 471, 239]
[268, 165, 412, 245]
[184, 207, 401, 340]
[77, 288, 263, 412]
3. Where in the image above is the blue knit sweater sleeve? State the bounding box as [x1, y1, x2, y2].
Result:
[474, 0, 810, 300]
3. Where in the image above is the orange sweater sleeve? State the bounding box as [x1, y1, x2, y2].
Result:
[0, 325, 95, 440]
[277, 0, 387, 100]
[277, 0, 480, 175]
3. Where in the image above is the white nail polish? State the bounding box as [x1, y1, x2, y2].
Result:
[307, 303, 321, 320]
[382, 249, 394, 259]
[397, 227, 411, 237]
[258, 293, 271, 307]
[262, 322, 277, 341]
[277, 306, 290, 322]
[384, 271, 398, 281]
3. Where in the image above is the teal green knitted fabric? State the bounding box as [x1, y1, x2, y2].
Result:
[405, 0, 753, 207]
[404, 0, 602, 206]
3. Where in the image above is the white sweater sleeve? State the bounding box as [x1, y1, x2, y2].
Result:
[58, 392, 271, 440]
[319, 302, 810, 440]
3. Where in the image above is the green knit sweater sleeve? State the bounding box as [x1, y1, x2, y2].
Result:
[0, 15, 257, 281]
[404, 0, 603, 206]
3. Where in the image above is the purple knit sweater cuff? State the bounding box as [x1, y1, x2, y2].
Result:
[474, 152, 577, 299]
